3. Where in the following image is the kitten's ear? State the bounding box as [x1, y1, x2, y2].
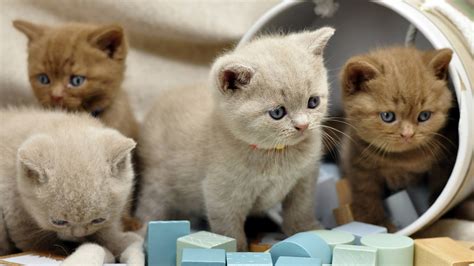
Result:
[216, 63, 255, 94]
[424, 48, 453, 80]
[17, 135, 54, 184]
[292, 27, 335, 56]
[341, 57, 381, 95]
[13, 20, 45, 42]
[88, 24, 127, 60]
[99, 130, 136, 172]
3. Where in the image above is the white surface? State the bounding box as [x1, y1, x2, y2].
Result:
[0, 254, 125, 266]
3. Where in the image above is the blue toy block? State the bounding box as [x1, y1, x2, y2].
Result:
[181, 248, 226, 266]
[332, 221, 387, 244]
[177, 231, 236, 266]
[332, 244, 377, 266]
[275, 256, 322, 265]
[146, 220, 190, 266]
[226, 252, 273, 266]
[269, 232, 332, 264]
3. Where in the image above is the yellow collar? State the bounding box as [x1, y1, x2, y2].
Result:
[250, 144, 286, 151]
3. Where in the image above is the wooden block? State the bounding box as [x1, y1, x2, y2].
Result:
[177, 231, 236, 266]
[384, 190, 419, 228]
[146, 220, 190, 266]
[226, 252, 273, 266]
[414, 237, 474, 266]
[269, 232, 331, 264]
[249, 242, 272, 252]
[458, 241, 474, 250]
[332, 221, 386, 244]
[181, 248, 225, 266]
[361, 233, 413, 266]
[333, 204, 354, 226]
[332, 244, 377, 266]
[336, 179, 352, 205]
[311, 230, 355, 251]
[275, 256, 322, 265]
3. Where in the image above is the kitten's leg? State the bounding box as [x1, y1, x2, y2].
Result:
[61, 243, 113, 266]
[0, 208, 14, 255]
[135, 168, 172, 223]
[281, 171, 321, 236]
[203, 177, 254, 251]
[95, 224, 144, 265]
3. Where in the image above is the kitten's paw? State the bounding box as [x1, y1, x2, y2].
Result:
[120, 240, 145, 266]
[61, 243, 107, 266]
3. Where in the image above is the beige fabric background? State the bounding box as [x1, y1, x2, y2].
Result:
[0, 0, 278, 120]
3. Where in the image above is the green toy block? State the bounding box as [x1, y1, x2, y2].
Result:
[311, 230, 355, 251]
[332, 244, 377, 266]
[177, 231, 236, 266]
[360, 233, 414, 266]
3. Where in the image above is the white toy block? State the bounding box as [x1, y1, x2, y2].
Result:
[332, 221, 387, 244]
[315, 163, 341, 228]
[384, 190, 419, 228]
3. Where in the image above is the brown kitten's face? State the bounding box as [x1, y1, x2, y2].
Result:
[341, 47, 453, 153]
[13, 20, 127, 113]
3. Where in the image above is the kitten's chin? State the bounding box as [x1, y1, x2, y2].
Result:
[56, 232, 86, 242]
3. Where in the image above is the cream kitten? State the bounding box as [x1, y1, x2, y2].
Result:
[0, 108, 143, 264]
[136, 27, 335, 250]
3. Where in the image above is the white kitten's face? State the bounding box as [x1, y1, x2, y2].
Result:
[16, 129, 135, 240]
[212, 28, 333, 149]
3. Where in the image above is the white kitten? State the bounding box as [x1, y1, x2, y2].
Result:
[136, 27, 335, 250]
[0, 108, 143, 264]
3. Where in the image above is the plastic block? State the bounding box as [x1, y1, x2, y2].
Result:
[361, 233, 413, 266]
[332, 222, 387, 244]
[226, 252, 272, 266]
[181, 248, 225, 266]
[276, 256, 322, 265]
[177, 231, 236, 266]
[146, 220, 190, 266]
[269, 232, 331, 264]
[414, 237, 474, 266]
[332, 244, 377, 266]
[384, 190, 419, 228]
[311, 230, 355, 251]
[315, 163, 340, 228]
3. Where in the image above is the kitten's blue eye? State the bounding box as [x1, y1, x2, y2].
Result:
[308, 96, 320, 109]
[69, 75, 86, 87]
[380, 112, 396, 123]
[51, 219, 69, 227]
[418, 111, 432, 122]
[91, 218, 106, 225]
[37, 74, 50, 85]
[269, 106, 287, 120]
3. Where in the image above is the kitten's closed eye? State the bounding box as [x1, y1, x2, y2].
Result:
[37, 74, 50, 85]
[91, 218, 106, 225]
[51, 219, 69, 227]
[380, 112, 396, 123]
[69, 75, 86, 88]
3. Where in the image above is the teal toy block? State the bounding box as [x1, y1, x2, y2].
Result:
[177, 231, 236, 266]
[269, 232, 332, 264]
[181, 248, 226, 266]
[360, 233, 413, 266]
[276, 256, 322, 265]
[332, 221, 387, 244]
[226, 252, 272, 266]
[332, 244, 377, 266]
[146, 220, 190, 266]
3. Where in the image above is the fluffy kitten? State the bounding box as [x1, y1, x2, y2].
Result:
[339, 46, 455, 229]
[0, 108, 143, 264]
[12, 20, 138, 140]
[136, 28, 335, 250]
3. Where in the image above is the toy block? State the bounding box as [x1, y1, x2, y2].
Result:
[332, 221, 387, 244]
[181, 248, 225, 266]
[226, 252, 272, 266]
[360, 233, 413, 266]
[414, 237, 474, 266]
[146, 220, 190, 266]
[332, 244, 377, 266]
[407, 185, 431, 215]
[177, 231, 236, 266]
[384, 190, 418, 228]
[249, 242, 272, 252]
[336, 179, 352, 205]
[333, 204, 354, 226]
[269, 232, 331, 264]
[315, 163, 341, 228]
[276, 256, 322, 265]
[311, 230, 355, 251]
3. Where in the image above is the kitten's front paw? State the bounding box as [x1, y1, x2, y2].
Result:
[120, 240, 145, 266]
[61, 243, 108, 266]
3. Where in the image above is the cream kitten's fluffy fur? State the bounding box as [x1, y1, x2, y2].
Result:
[0, 108, 143, 264]
[136, 28, 335, 250]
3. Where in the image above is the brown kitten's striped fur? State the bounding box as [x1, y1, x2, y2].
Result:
[13, 20, 140, 231]
[340, 47, 454, 230]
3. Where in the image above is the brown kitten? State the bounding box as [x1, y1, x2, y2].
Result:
[13, 20, 140, 231]
[340, 46, 455, 230]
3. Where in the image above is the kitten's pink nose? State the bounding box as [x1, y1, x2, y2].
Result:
[294, 123, 309, 132]
[401, 132, 414, 140]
